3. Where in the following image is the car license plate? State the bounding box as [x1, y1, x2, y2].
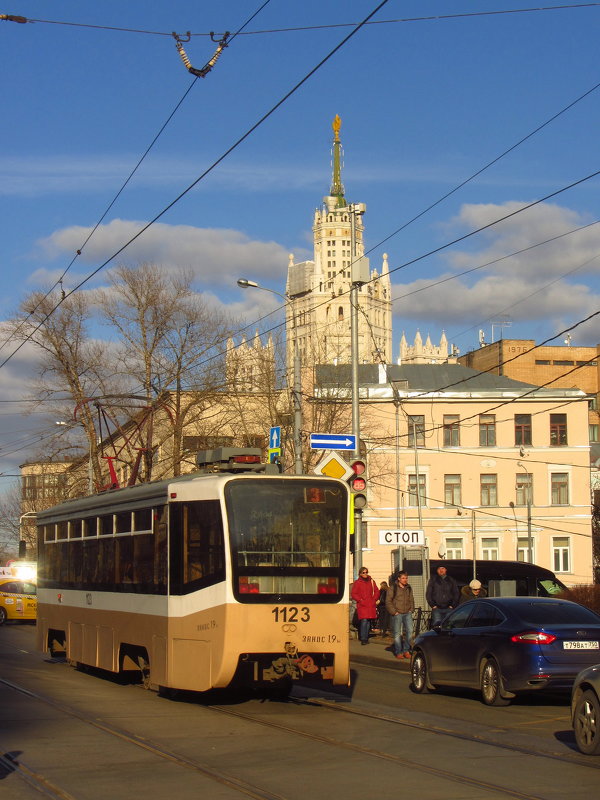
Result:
[563, 641, 599, 649]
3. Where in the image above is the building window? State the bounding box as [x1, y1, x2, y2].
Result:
[590, 424, 599, 443]
[443, 415, 460, 447]
[551, 472, 569, 505]
[444, 474, 461, 506]
[515, 473, 533, 506]
[407, 415, 425, 447]
[445, 537, 463, 559]
[550, 413, 567, 446]
[552, 537, 570, 572]
[515, 414, 532, 446]
[479, 414, 496, 446]
[481, 537, 499, 560]
[480, 474, 498, 506]
[407, 473, 426, 507]
[517, 537, 534, 563]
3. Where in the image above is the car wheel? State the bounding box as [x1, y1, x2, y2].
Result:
[481, 658, 511, 706]
[573, 689, 600, 755]
[0, 607, 7, 625]
[411, 651, 433, 693]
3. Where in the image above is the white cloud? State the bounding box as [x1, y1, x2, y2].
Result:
[444, 201, 600, 280]
[390, 201, 600, 345]
[35, 220, 293, 289]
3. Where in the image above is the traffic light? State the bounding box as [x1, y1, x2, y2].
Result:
[348, 459, 367, 510]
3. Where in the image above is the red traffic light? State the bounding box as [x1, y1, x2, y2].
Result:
[350, 460, 366, 476]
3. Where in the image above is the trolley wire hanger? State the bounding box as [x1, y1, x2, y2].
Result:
[172, 30, 230, 78]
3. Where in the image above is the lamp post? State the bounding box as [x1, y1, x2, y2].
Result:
[237, 279, 303, 475]
[517, 461, 533, 562]
[348, 203, 367, 461]
[18, 511, 37, 559]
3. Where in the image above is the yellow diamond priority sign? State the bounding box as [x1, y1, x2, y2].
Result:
[313, 451, 354, 481]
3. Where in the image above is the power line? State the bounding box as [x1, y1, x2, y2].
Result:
[0, 0, 392, 374]
[5, 4, 599, 37]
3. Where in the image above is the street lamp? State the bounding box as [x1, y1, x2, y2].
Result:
[348, 203, 368, 461]
[237, 278, 303, 475]
[18, 511, 37, 560]
[517, 461, 533, 562]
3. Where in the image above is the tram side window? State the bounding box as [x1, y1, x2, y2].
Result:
[154, 505, 168, 593]
[99, 514, 113, 536]
[169, 500, 225, 594]
[116, 536, 134, 583]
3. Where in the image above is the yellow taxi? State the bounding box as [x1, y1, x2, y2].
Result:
[0, 577, 37, 624]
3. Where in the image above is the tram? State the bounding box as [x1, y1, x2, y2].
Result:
[36, 448, 351, 692]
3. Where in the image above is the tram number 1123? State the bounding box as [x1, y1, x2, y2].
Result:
[271, 606, 311, 623]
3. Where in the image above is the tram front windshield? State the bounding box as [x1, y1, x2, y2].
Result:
[225, 478, 347, 602]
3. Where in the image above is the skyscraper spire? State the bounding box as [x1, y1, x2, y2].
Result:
[330, 114, 346, 207]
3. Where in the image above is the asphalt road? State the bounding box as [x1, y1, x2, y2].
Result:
[1, 624, 598, 800]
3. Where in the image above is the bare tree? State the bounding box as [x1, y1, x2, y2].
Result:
[7, 291, 115, 490]
[95, 264, 237, 480]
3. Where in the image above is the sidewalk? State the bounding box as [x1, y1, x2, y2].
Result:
[348, 631, 412, 670]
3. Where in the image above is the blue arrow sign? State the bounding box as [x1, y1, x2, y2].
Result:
[269, 426, 281, 449]
[310, 433, 356, 451]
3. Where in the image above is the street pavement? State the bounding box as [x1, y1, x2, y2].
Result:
[348, 630, 412, 670]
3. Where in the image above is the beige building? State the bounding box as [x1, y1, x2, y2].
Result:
[315, 363, 593, 586]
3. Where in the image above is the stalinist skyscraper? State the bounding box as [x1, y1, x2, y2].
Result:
[285, 116, 392, 371]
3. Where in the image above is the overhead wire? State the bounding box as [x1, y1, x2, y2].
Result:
[0, 0, 392, 374]
[5, 4, 599, 37]
[0, 0, 274, 358]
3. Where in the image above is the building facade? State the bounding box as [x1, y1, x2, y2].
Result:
[315, 363, 593, 586]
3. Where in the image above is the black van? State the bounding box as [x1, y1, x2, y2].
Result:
[427, 559, 567, 598]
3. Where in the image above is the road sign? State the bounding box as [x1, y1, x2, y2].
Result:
[313, 452, 354, 481]
[269, 426, 281, 449]
[378, 529, 425, 546]
[268, 448, 281, 463]
[309, 432, 356, 451]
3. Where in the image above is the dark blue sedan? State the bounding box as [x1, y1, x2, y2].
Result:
[410, 597, 600, 706]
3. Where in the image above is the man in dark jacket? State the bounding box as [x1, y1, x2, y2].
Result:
[426, 565, 459, 626]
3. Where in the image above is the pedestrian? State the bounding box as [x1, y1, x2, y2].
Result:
[386, 571, 415, 659]
[459, 578, 488, 604]
[351, 567, 380, 645]
[376, 581, 390, 636]
[426, 564, 459, 626]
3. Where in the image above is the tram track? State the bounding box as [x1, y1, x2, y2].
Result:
[0, 677, 287, 800]
[1, 673, 598, 800]
[206, 696, 598, 800]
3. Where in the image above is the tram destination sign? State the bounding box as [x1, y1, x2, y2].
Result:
[309, 433, 356, 451]
[379, 529, 425, 546]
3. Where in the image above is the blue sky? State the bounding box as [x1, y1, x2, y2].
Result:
[1, 0, 600, 491]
